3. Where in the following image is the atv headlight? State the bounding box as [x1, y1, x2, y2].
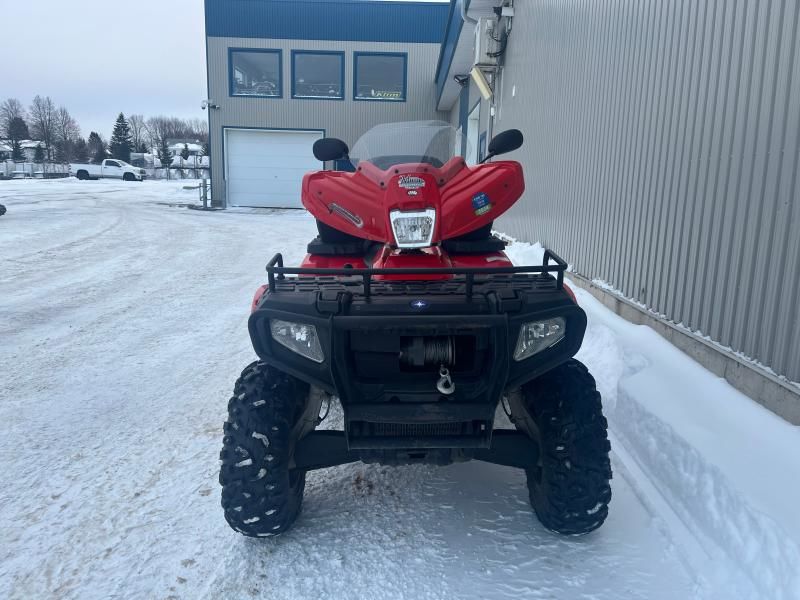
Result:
[390, 209, 436, 248]
[514, 318, 566, 361]
[270, 319, 324, 363]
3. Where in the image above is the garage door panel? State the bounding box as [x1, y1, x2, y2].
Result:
[229, 178, 308, 196]
[231, 156, 317, 170]
[225, 129, 323, 208]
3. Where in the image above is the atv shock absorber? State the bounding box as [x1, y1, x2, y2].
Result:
[399, 336, 456, 368]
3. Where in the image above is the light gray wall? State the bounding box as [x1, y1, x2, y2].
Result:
[493, 0, 800, 383]
[206, 36, 447, 204]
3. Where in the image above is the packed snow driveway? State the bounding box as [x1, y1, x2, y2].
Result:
[0, 180, 796, 599]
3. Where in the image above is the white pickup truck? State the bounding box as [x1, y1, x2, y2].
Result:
[70, 159, 146, 181]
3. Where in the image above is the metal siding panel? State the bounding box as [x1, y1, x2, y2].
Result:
[688, 0, 727, 328]
[495, 0, 800, 383]
[617, 0, 647, 299]
[717, 0, 763, 347]
[700, 0, 742, 340]
[728, 0, 775, 352]
[743, 0, 792, 359]
[640, 0, 679, 309]
[769, 2, 800, 376]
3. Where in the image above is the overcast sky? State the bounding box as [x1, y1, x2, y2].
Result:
[0, 0, 447, 140]
[1, 0, 207, 139]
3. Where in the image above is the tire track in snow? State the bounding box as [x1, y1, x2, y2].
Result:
[1, 183, 699, 600]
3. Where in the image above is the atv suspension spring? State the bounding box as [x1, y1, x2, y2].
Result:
[400, 336, 455, 368]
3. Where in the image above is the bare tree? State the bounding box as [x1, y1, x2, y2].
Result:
[144, 116, 168, 150]
[53, 107, 81, 164]
[29, 95, 57, 161]
[128, 114, 146, 151]
[186, 117, 209, 142]
[0, 98, 26, 139]
[55, 107, 80, 143]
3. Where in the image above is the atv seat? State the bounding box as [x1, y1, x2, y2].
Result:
[306, 236, 377, 256]
[441, 235, 507, 255]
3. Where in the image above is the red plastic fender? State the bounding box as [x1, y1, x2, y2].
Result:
[250, 284, 267, 314]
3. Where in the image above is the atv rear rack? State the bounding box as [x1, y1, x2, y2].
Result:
[265, 249, 567, 299]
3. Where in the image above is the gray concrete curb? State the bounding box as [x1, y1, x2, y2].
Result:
[568, 274, 800, 425]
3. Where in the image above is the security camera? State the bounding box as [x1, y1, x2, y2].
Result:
[201, 99, 219, 110]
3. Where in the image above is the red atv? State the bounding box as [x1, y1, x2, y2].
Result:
[220, 121, 611, 537]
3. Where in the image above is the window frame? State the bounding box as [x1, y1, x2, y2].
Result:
[290, 50, 346, 101]
[352, 52, 408, 103]
[228, 48, 283, 99]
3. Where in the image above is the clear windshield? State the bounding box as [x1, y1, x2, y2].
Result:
[350, 120, 469, 170]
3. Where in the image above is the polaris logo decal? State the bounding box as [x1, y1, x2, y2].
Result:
[410, 300, 429, 309]
[398, 176, 425, 190]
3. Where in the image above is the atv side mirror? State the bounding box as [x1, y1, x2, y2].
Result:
[313, 138, 349, 162]
[482, 129, 524, 163]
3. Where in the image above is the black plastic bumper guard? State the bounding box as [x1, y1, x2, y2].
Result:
[249, 250, 587, 467]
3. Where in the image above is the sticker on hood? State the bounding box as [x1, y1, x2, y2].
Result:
[472, 192, 492, 216]
[398, 175, 425, 190]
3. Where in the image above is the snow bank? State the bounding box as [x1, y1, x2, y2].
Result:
[504, 237, 800, 599]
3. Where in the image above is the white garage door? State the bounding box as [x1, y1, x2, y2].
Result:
[225, 129, 323, 208]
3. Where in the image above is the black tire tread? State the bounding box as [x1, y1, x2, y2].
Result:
[219, 362, 309, 537]
[522, 359, 612, 535]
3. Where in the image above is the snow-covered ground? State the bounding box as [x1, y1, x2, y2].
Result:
[0, 180, 797, 600]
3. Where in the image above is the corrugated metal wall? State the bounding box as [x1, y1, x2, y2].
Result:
[206, 37, 447, 204]
[494, 0, 800, 383]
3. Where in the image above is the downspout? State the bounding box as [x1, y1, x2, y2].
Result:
[460, 0, 477, 25]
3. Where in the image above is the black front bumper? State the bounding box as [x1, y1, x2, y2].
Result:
[249, 253, 586, 451]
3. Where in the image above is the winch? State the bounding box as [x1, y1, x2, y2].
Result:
[399, 335, 455, 367]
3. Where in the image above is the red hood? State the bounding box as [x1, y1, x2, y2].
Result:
[301, 157, 525, 244]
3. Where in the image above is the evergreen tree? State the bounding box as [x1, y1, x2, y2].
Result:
[94, 144, 108, 164]
[7, 117, 30, 162]
[180, 143, 190, 161]
[201, 140, 209, 156]
[7, 116, 29, 143]
[11, 139, 25, 161]
[33, 143, 45, 164]
[158, 138, 172, 179]
[109, 113, 133, 163]
[54, 140, 71, 164]
[73, 138, 89, 163]
[87, 132, 105, 163]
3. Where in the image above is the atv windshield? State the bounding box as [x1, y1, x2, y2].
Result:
[349, 121, 468, 170]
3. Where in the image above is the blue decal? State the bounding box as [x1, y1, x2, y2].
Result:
[472, 192, 493, 216]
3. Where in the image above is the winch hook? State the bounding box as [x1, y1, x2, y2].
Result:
[436, 365, 455, 395]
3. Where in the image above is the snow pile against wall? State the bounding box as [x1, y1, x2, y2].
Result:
[505, 238, 800, 599]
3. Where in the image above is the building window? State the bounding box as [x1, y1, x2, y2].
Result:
[354, 52, 407, 102]
[229, 49, 282, 98]
[292, 51, 344, 100]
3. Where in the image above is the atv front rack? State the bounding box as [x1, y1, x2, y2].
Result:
[265, 249, 567, 299]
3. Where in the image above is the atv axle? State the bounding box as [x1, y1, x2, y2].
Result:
[292, 429, 540, 470]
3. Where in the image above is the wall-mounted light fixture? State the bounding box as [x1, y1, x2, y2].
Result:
[470, 67, 493, 101]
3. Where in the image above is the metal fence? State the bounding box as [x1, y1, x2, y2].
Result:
[2, 161, 70, 178]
